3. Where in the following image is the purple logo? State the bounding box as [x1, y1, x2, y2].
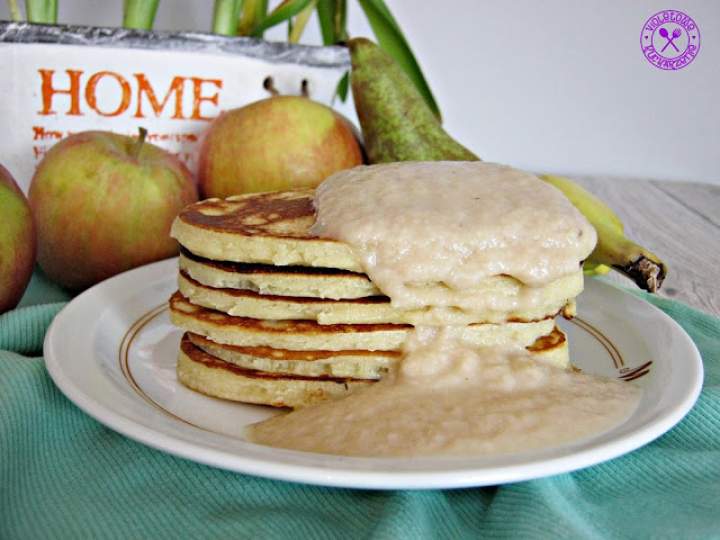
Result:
[641, 9, 701, 70]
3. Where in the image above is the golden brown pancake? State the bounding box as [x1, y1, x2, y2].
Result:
[179, 247, 380, 299]
[177, 328, 569, 408]
[170, 189, 364, 270]
[168, 291, 558, 352]
[177, 333, 372, 408]
[187, 332, 398, 379]
[177, 270, 581, 325]
[178, 248, 584, 312]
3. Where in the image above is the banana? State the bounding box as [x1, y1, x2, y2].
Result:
[582, 260, 612, 276]
[540, 175, 667, 292]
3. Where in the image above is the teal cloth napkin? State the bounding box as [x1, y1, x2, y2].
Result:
[1, 273, 719, 539]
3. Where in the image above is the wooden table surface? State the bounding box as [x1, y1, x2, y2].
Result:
[575, 176, 720, 317]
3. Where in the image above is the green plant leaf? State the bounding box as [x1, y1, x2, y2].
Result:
[25, 0, 57, 24]
[238, 0, 268, 36]
[316, 0, 335, 44]
[317, 1, 349, 102]
[357, 0, 441, 120]
[7, 0, 22, 21]
[123, 0, 159, 30]
[333, 0, 347, 41]
[251, 0, 313, 37]
[336, 70, 349, 101]
[212, 0, 242, 35]
[288, 0, 317, 43]
[361, 0, 398, 32]
[317, 0, 347, 43]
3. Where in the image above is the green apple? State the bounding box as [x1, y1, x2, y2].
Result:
[198, 95, 363, 198]
[29, 130, 198, 291]
[0, 165, 36, 313]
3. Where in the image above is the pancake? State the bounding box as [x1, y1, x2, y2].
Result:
[170, 189, 362, 271]
[177, 328, 569, 408]
[178, 270, 581, 325]
[177, 334, 372, 408]
[179, 248, 380, 299]
[187, 332, 398, 379]
[169, 292, 558, 351]
[187, 324, 568, 380]
[179, 248, 584, 309]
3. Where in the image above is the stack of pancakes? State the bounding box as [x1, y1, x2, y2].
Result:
[169, 189, 581, 408]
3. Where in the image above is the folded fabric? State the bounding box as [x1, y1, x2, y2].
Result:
[1, 276, 718, 539]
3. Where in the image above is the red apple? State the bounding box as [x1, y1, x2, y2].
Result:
[29, 130, 198, 291]
[0, 165, 36, 313]
[198, 95, 363, 198]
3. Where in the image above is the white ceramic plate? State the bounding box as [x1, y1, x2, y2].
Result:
[44, 258, 703, 490]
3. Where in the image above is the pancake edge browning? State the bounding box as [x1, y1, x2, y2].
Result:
[179, 249, 584, 306]
[177, 328, 569, 408]
[178, 270, 582, 326]
[177, 334, 372, 408]
[169, 292, 558, 351]
[171, 190, 364, 271]
[179, 248, 380, 299]
[188, 332, 398, 379]
[169, 291, 411, 351]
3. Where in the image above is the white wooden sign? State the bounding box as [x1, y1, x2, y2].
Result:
[0, 22, 350, 192]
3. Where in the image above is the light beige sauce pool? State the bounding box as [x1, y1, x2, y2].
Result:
[248, 329, 641, 457]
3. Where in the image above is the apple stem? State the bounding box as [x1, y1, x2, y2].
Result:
[132, 127, 148, 160]
[263, 76, 280, 96]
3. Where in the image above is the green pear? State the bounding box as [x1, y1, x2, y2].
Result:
[348, 38, 477, 163]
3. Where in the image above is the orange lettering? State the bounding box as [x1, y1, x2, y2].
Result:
[32, 125, 63, 141]
[134, 74, 186, 119]
[38, 69, 83, 116]
[32, 145, 48, 160]
[190, 77, 222, 121]
[85, 71, 131, 117]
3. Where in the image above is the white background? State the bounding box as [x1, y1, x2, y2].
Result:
[2, 0, 718, 184]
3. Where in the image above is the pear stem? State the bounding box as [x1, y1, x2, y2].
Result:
[132, 127, 148, 160]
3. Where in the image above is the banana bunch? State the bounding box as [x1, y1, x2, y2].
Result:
[347, 38, 667, 292]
